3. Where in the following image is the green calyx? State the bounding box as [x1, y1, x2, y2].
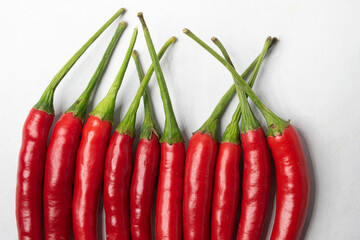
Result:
[238, 85, 261, 134]
[138, 12, 183, 144]
[34, 8, 126, 114]
[221, 104, 241, 144]
[263, 111, 289, 137]
[34, 87, 55, 114]
[221, 122, 241, 144]
[197, 86, 235, 139]
[90, 27, 138, 123]
[183, 29, 288, 137]
[66, 21, 126, 122]
[116, 37, 176, 138]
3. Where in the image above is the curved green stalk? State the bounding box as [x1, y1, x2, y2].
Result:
[213, 37, 261, 136]
[130, 50, 159, 139]
[116, 37, 176, 138]
[196, 37, 277, 140]
[66, 21, 126, 121]
[34, 8, 126, 114]
[90, 27, 138, 123]
[138, 12, 183, 144]
[183, 29, 288, 137]
[196, 59, 255, 139]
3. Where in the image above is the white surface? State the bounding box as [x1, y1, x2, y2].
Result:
[1, 0, 360, 239]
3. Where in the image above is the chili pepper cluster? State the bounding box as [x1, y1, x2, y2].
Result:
[16, 8, 310, 240]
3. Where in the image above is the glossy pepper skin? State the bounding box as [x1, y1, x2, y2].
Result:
[72, 26, 138, 240]
[268, 125, 309, 240]
[42, 20, 125, 239]
[138, 13, 185, 240]
[130, 133, 160, 240]
[183, 132, 218, 240]
[237, 128, 271, 240]
[182, 31, 309, 239]
[181, 35, 267, 240]
[43, 113, 82, 239]
[211, 142, 241, 240]
[129, 37, 176, 240]
[72, 115, 112, 239]
[104, 133, 133, 240]
[16, 9, 125, 239]
[16, 108, 54, 239]
[156, 142, 185, 240]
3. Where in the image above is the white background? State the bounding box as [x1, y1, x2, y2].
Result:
[1, 0, 360, 239]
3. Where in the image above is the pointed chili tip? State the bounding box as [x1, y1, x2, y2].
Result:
[183, 28, 190, 34]
[120, 21, 127, 27]
[211, 36, 218, 43]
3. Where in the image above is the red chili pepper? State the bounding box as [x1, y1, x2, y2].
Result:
[211, 115, 241, 240]
[210, 37, 272, 240]
[213, 38, 272, 239]
[72, 28, 137, 240]
[138, 13, 185, 240]
[182, 37, 274, 240]
[42, 21, 125, 240]
[103, 37, 176, 240]
[129, 39, 176, 240]
[183, 132, 217, 240]
[17, 109, 53, 240]
[235, 39, 272, 240]
[184, 30, 310, 240]
[268, 125, 309, 240]
[16, 9, 124, 239]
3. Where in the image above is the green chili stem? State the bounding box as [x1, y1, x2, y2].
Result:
[34, 8, 126, 114]
[220, 103, 242, 144]
[231, 104, 242, 124]
[90, 27, 138, 123]
[212, 37, 241, 125]
[132, 50, 155, 133]
[183, 29, 288, 137]
[116, 37, 176, 138]
[196, 37, 276, 139]
[66, 21, 126, 121]
[138, 12, 183, 144]
[213, 37, 261, 134]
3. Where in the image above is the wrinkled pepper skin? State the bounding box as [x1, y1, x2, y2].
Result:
[268, 125, 310, 240]
[72, 115, 112, 240]
[156, 142, 185, 240]
[183, 132, 218, 240]
[43, 112, 83, 240]
[211, 142, 241, 240]
[237, 128, 271, 240]
[104, 132, 133, 240]
[130, 133, 160, 240]
[16, 108, 54, 239]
